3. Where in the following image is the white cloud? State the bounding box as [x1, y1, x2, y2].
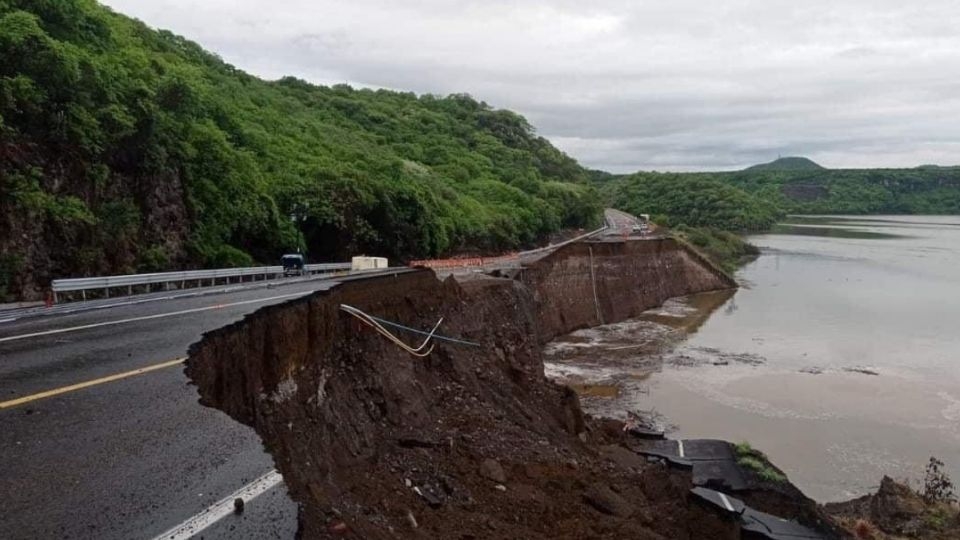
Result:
[101, 0, 960, 171]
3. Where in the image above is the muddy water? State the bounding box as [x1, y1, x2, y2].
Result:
[545, 215, 960, 502]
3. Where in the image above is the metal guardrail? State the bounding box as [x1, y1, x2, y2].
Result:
[50, 263, 352, 302]
[409, 225, 610, 271]
[518, 225, 609, 257]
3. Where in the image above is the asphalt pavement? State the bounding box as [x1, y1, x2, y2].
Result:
[0, 274, 384, 539]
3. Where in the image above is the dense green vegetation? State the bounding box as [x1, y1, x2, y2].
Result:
[0, 0, 600, 298]
[600, 173, 774, 271]
[604, 172, 782, 231]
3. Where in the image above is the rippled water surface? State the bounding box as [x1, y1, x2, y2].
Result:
[549, 215, 960, 502]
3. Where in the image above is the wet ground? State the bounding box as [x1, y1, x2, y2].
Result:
[546, 215, 960, 503]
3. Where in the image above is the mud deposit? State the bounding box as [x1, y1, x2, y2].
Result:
[186, 239, 797, 538]
[543, 291, 738, 424]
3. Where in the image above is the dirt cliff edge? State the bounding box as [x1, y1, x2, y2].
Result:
[185, 241, 837, 538]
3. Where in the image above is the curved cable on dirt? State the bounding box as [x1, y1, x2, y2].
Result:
[339, 304, 482, 356]
[339, 304, 441, 357]
[360, 314, 481, 347]
[342, 304, 443, 352]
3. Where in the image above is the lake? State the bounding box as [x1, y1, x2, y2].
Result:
[545, 215, 960, 502]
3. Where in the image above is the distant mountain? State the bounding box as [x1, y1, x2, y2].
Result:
[916, 164, 960, 170]
[746, 157, 826, 171]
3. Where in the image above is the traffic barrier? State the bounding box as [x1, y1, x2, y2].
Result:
[409, 254, 519, 270]
[50, 263, 351, 303]
[409, 225, 608, 271]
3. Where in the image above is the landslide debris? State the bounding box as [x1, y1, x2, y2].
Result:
[186, 268, 839, 538]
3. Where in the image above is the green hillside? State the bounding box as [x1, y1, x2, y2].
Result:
[604, 172, 780, 231]
[0, 0, 600, 300]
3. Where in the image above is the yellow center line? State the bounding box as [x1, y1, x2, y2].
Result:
[0, 357, 187, 410]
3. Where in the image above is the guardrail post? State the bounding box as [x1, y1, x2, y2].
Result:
[52, 291, 58, 304]
[82, 290, 86, 301]
[104, 286, 109, 298]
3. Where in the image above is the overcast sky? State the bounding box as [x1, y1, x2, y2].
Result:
[102, 0, 960, 172]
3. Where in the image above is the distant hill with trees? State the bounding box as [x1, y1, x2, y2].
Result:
[602, 162, 960, 232]
[600, 159, 960, 269]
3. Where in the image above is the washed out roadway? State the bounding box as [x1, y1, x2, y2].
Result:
[0, 270, 410, 539]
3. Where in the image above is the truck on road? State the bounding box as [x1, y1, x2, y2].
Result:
[281, 254, 305, 276]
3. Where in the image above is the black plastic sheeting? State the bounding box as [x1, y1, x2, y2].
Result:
[638, 439, 747, 490]
[691, 487, 826, 540]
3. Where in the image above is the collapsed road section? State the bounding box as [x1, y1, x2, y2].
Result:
[184, 237, 837, 538]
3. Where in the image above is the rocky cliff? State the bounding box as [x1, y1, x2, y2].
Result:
[0, 141, 190, 301]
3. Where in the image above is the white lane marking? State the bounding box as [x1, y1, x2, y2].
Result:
[0, 317, 17, 324]
[151, 470, 283, 540]
[718, 492, 735, 513]
[0, 292, 309, 344]
[677, 440, 685, 458]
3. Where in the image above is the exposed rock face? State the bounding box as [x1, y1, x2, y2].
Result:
[826, 476, 960, 539]
[522, 238, 735, 343]
[583, 483, 635, 518]
[0, 142, 189, 299]
[478, 459, 507, 484]
[186, 240, 742, 538]
[872, 476, 926, 523]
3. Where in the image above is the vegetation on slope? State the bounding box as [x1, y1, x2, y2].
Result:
[600, 173, 775, 271]
[672, 226, 759, 273]
[734, 441, 787, 484]
[604, 172, 781, 231]
[0, 0, 600, 299]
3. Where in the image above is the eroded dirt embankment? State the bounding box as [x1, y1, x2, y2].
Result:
[522, 238, 735, 342]
[184, 240, 778, 538]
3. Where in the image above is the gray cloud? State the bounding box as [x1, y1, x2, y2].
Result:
[102, 0, 960, 171]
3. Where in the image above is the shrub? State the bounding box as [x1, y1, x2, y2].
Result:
[734, 441, 787, 483]
[922, 456, 956, 504]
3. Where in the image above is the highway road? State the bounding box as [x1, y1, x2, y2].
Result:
[0, 211, 649, 539]
[603, 208, 645, 235]
[0, 272, 409, 540]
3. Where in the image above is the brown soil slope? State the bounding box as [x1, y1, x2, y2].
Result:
[183, 240, 771, 538]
